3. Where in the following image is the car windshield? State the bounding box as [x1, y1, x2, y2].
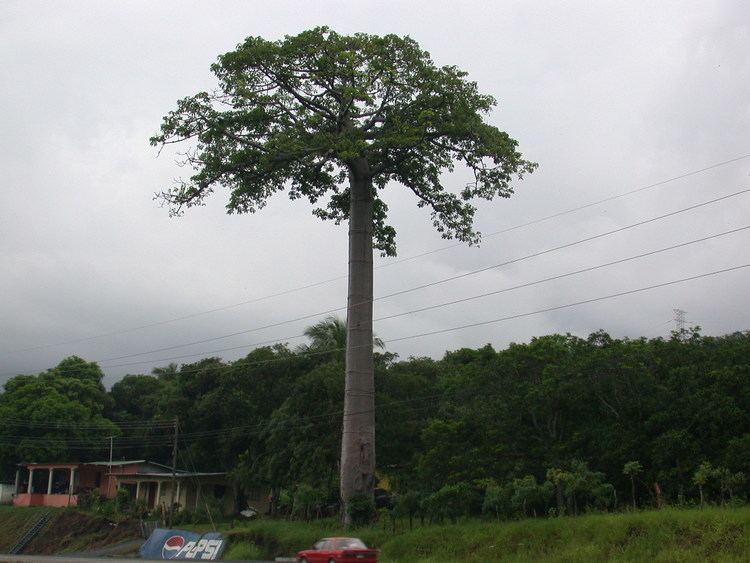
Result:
[336, 538, 367, 549]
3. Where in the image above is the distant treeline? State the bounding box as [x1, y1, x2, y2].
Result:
[2, 324, 750, 519]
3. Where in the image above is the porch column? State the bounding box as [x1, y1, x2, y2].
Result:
[195, 484, 200, 511]
[156, 480, 162, 505]
[69, 468, 76, 495]
[27, 468, 34, 493]
[175, 480, 181, 509]
[14, 469, 20, 495]
[47, 469, 54, 495]
[135, 481, 141, 502]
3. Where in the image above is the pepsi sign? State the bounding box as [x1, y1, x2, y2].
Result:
[140, 528, 226, 560]
[162, 535, 185, 558]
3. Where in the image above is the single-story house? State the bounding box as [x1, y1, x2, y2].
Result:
[12, 460, 266, 515]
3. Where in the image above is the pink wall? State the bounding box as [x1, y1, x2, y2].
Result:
[13, 493, 77, 508]
[100, 464, 138, 498]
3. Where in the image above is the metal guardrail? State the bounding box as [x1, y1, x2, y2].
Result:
[9, 510, 53, 554]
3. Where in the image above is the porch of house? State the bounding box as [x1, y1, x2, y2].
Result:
[119, 474, 244, 516]
[12, 464, 80, 508]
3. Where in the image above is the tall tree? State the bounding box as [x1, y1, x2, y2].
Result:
[151, 27, 534, 521]
[0, 357, 117, 473]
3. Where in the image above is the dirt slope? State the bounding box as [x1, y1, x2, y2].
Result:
[22, 510, 141, 555]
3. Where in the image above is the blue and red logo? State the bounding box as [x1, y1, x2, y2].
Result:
[162, 535, 185, 559]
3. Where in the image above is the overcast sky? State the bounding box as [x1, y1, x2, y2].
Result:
[1, 1, 748, 387]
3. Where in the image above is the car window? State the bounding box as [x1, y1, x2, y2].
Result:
[314, 540, 329, 550]
[336, 538, 367, 549]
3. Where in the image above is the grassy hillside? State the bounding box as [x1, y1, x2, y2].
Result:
[0, 506, 53, 552]
[0, 507, 141, 555]
[24, 509, 141, 554]
[221, 506, 750, 562]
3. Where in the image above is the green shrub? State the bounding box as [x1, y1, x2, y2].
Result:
[195, 495, 224, 523]
[482, 484, 512, 520]
[225, 541, 263, 560]
[115, 488, 130, 513]
[348, 494, 376, 526]
[425, 482, 480, 523]
[77, 489, 98, 511]
[171, 509, 194, 526]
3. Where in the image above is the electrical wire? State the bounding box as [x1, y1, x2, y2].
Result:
[83, 186, 750, 368]
[4, 153, 748, 357]
[2, 259, 748, 440]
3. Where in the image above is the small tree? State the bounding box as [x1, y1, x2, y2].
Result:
[347, 493, 376, 526]
[567, 460, 614, 514]
[424, 482, 477, 524]
[482, 483, 513, 521]
[510, 475, 550, 518]
[394, 490, 421, 530]
[623, 461, 643, 510]
[693, 461, 713, 507]
[713, 466, 746, 505]
[546, 468, 573, 515]
[292, 483, 325, 521]
[115, 488, 130, 513]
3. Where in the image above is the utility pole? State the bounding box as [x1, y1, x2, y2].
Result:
[108, 436, 113, 496]
[168, 416, 179, 527]
[673, 309, 687, 336]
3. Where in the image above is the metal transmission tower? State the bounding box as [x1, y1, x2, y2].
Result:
[673, 309, 687, 335]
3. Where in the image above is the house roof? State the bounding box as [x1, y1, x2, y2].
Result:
[89, 460, 146, 466]
[115, 471, 226, 479]
[16, 460, 223, 479]
[18, 460, 179, 471]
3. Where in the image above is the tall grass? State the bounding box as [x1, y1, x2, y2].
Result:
[218, 507, 750, 562]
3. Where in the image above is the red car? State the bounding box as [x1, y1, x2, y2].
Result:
[296, 537, 378, 563]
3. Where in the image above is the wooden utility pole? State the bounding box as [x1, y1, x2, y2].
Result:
[168, 416, 179, 527]
[108, 436, 113, 497]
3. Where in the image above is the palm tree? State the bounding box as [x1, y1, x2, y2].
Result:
[298, 316, 384, 359]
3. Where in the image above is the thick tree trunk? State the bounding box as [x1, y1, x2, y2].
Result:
[340, 158, 376, 525]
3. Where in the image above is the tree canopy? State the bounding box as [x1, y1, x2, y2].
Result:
[151, 26, 536, 256]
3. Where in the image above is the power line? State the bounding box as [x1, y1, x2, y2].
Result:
[6, 228, 747, 382]
[378, 153, 750, 269]
[84, 186, 750, 368]
[4, 215, 748, 380]
[0, 391, 469, 451]
[0, 417, 176, 430]
[3, 153, 748, 357]
[2, 259, 748, 449]
[375, 225, 750, 324]
[384, 263, 750, 345]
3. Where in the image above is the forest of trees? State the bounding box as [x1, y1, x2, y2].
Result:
[1, 323, 749, 521]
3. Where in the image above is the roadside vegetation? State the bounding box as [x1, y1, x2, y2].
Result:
[0, 506, 140, 556]
[2, 326, 750, 530]
[219, 506, 750, 562]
